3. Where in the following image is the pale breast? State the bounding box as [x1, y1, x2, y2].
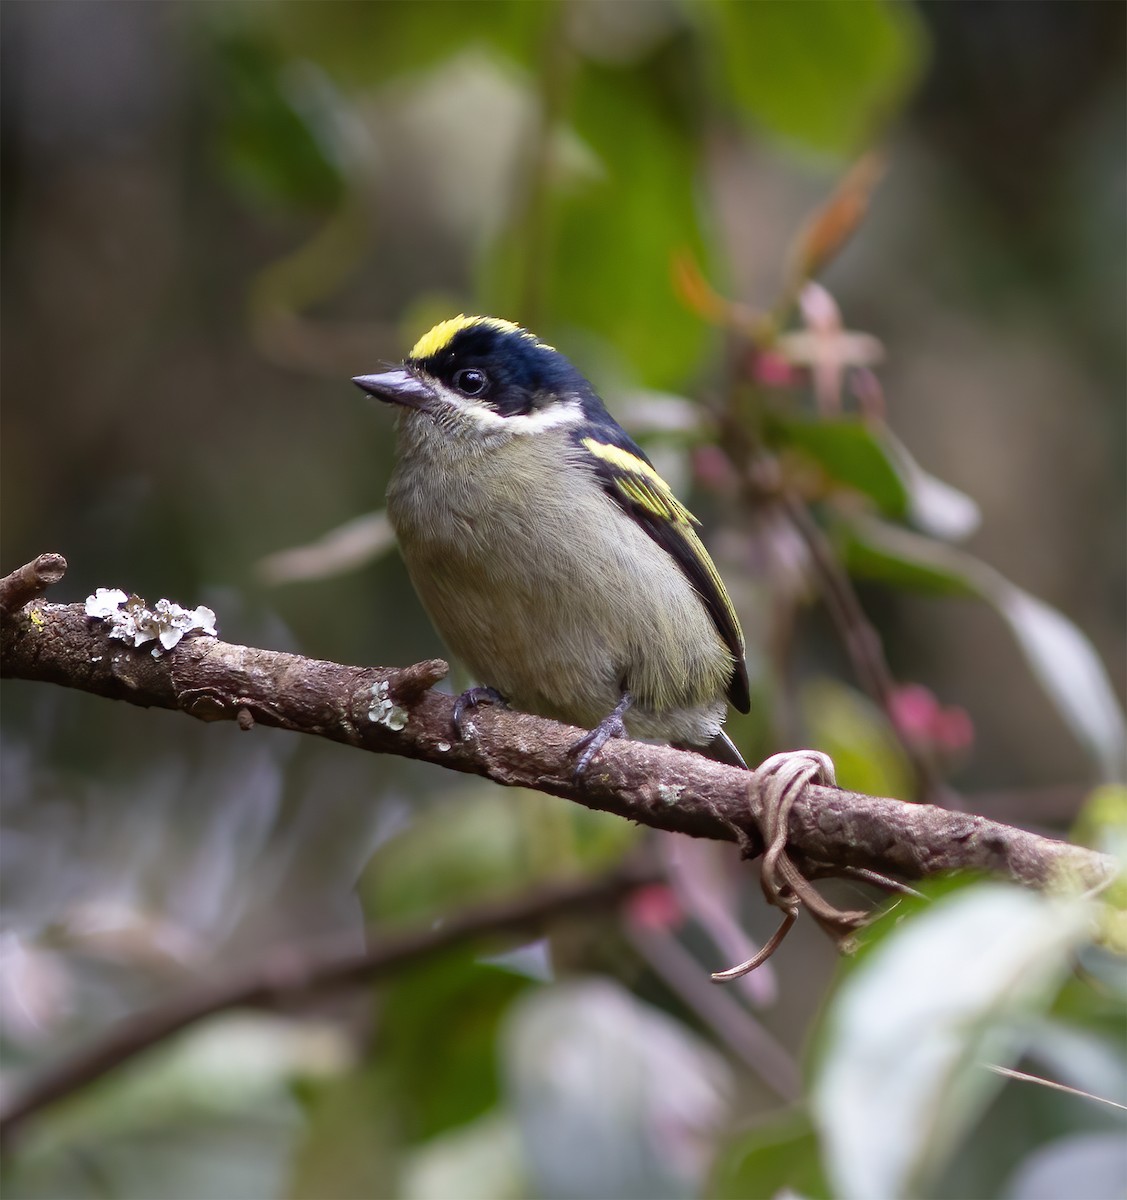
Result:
[387, 421, 733, 735]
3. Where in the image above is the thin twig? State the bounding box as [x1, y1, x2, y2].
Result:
[812, 864, 926, 901]
[777, 491, 951, 805]
[0, 552, 67, 619]
[984, 1064, 1127, 1113]
[711, 337, 952, 804]
[0, 864, 655, 1144]
[626, 921, 802, 1100]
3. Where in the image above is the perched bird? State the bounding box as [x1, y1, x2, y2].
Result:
[353, 315, 749, 772]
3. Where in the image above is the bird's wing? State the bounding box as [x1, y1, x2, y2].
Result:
[577, 431, 750, 713]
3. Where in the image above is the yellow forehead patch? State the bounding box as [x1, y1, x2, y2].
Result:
[408, 315, 553, 361]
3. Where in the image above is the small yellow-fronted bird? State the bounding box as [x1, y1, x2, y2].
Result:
[353, 315, 749, 772]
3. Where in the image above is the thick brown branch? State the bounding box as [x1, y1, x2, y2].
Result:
[0, 864, 654, 1144]
[1, 598, 1113, 893]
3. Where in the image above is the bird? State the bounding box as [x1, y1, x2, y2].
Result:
[352, 314, 749, 773]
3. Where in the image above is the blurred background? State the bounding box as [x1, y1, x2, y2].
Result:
[1, 2, 1124, 1198]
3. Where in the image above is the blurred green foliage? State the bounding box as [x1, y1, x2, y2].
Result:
[1, 1, 1124, 1198]
[213, 33, 346, 212]
[709, 1115, 829, 1200]
[706, 0, 924, 154]
[378, 953, 528, 1143]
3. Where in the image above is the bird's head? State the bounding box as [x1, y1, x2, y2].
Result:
[352, 315, 610, 442]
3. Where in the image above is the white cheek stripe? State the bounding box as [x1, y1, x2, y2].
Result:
[502, 401, 586, 434]
[431, 384, 586, 435]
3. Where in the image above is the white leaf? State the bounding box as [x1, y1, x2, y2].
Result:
[878, 428, 981, 541]
[848, 517, 1127, 781]
[502, 978, 731, 1200]
[1003, 1132, 1127, 1200]
[812, 883, 1092, 1200]
[993, 585, 1127, 783]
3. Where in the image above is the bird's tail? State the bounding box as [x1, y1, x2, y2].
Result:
[674, 730, 748, 769]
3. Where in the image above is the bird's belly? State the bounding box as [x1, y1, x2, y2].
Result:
[387, 451, 732, 741]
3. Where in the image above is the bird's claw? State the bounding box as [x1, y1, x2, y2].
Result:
[571, 692, 633, 779]
[452, 686, 506, 739]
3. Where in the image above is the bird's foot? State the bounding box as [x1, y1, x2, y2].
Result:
[571, 692, 634, 778]
[453, 686, 507, 739]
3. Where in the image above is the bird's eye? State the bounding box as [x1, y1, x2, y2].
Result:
[453, 368, 488, 397]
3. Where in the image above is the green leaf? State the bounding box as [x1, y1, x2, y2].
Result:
[358, 788, 542, 925]
[491, 56, 707, 388]
[770, 416, 980, 540]
[840, 528, 976, 595]
[771, 415, 908, 517]
[800, 678, 914, 801]
[401, 1110, 528, 1200]
[209, 34, 345, 212]
[702, 0, 926, 156]
[842, 516, 1127, 780]
[358, 785, 639, 927]
[1072, 784, 1127, 860]
[876, 427, 981, 540]
[709, 1113, 830, 1200]
[254, 1, 549, 87]
[381, 952, 529, 1142]
[812, 882, 1094, 1200]
[288, 1065, 401, 1200]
